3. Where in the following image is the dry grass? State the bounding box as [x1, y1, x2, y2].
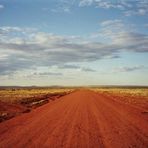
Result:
[0, 88, 74, 103]
[0, 87, 75, 122]
[91, 87, 148, 109]
[91, 88, 148, 98]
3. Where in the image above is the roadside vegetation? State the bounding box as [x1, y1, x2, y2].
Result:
[91, 87, 148, 110]
[0, 87, 74, 122]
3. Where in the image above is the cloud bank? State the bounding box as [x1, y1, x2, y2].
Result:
[113, 65, 147, 73]
[79, 0, 148, 16]
[0, 23, 148, 76]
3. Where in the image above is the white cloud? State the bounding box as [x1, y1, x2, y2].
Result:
[50, 0, 74, 13]
[79, 0, 148, 16]
[79, 0, 93, 6]
[81, 67, 96, 72]
[43, 0, 148, 16]
[51, 7, 70, 13]
[79, 0, 127, 9]
[33, 72, 63, 76]
[100, 19, 125, 33]
[99, 20, 148, 52]
[57, 64, 96, 72]
[0, 25, 148, 75]
[0, 5, 4, 9]
[113, 65, 147, 73]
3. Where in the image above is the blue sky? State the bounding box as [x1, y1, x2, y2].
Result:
[0, 0, 148, 86]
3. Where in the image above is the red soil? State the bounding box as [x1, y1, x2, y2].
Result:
[0, 101, 28, 122]
[0, 90, 148, 148]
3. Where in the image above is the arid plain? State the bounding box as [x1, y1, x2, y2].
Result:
[0, 87, 148, 147]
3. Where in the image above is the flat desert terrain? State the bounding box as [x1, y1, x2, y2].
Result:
[0, 89, 148, 148]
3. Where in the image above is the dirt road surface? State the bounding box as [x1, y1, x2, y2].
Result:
[0, 90, 148, 148]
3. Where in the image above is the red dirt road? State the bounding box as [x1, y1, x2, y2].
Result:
[0, 90, 148, 148]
